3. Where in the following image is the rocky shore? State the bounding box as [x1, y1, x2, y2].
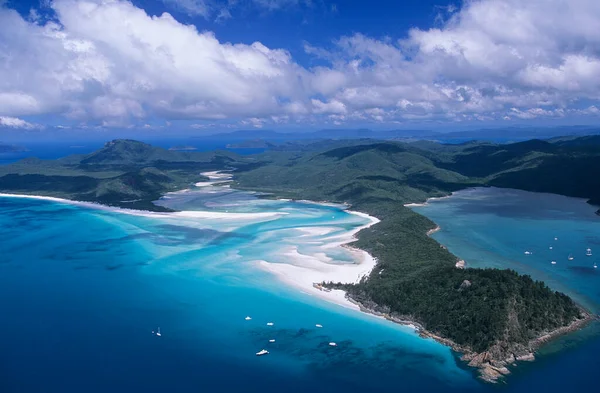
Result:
[344, 295, 595, 383]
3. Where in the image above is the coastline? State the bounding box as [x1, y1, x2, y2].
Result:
[404, 193, 454, 208]
[0, 193, 285, 221]
[231, 186, 597, 383]
[343, 291, 595, 383]
[0, 188, 383, 314]
[426, 225, 441, 236]
[4, 183, 595, 384]
[255, 209, 382, 312]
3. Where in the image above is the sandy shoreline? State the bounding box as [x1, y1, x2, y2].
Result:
[0, 193, 284, 221]
[404, 194, 453, 207]
[256, 209, 381, 311]
[194, 171, 233, 187]
[0, 188, 385, 315]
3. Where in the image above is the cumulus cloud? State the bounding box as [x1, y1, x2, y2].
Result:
[2, 0, 600, 128]
[0, 0, 308, 124]
[308, 0, 600, 124]
[0, 116, 41, 129]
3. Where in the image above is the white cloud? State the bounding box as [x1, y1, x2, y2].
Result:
[0, 116, 41, 129]
[311, 98, 346, 114]
[0, 0, 309, 125]
[240, 117, 266, 128]
[299, 0, 600, 124]
[3, 0, 600, 128]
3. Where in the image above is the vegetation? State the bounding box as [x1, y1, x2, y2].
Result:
[0, 139, 249, 211]
[0, 137, 596, 356]
[231, 137, 596, 355]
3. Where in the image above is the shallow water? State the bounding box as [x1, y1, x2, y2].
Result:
[2, 185, 599, 393]
[412, 187, 600, 313]
[413, 187, 600, 391]
[0, 187, 477, 393]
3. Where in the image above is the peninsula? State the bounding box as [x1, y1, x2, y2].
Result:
[0, 138, 598, 382]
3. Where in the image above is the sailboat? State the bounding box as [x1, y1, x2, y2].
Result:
[156, 327, 161, 337]
[586, 248, 592, 256]
[594, 262, 597, 269]
[568, 254, 574, 261]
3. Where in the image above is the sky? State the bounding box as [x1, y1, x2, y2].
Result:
[2, 0, 600, 136]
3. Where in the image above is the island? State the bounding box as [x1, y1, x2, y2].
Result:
[0, 137, 598, 383]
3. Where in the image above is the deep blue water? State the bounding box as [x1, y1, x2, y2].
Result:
[2, 185, 599, 393]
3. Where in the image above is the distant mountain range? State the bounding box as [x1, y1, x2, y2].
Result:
[198, 128, 436, 141]
[196, 126, 600, 143]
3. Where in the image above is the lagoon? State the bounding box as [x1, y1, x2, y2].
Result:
[1, 185, 599, 392]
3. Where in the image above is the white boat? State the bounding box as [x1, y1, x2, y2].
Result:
[554, 237, 558, 241]
[594, 263, 597, 269]
[269, 339, 276, 343]
[524, 251, 532, 255]
[266, 322, 274, 326]
[586, 248, 592, 256]
[315, 324, 323, 328]
[328, 342, 337, 347]
[156, 327, 161, 337]
[245, 316, 252, 320]
[551, 261, 557, 265]
[256, 349, 269, 356]
[568, 254, 574, 261]
[549, 246, 553, 250]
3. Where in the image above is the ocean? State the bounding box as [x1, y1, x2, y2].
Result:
[1, 184, 599, 392]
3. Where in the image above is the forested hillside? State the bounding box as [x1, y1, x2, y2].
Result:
[0, 140, 246, 211]
[0, 136, 596, 372]
[231, 136, 597, 374]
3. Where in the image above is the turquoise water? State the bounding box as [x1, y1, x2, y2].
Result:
[2, 185, 599, 393]
[412, 187, 600, 390]
[412, 187, 600, 313]
[0, 187, 476, 393]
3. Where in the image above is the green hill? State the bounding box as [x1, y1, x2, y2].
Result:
[0, 139, 248, 210]
[0, 136, 596, 382]
[231, 136, 597, 381]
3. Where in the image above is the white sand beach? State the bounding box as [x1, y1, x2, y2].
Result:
[194, 171, 234, 187]
[256, 210, 381, 311]
[404, 194, 453, 207]
[1, 187, 383, 315]
[0, 193, 284, 221]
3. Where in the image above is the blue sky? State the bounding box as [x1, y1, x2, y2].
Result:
[1, 0, 600, 136]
